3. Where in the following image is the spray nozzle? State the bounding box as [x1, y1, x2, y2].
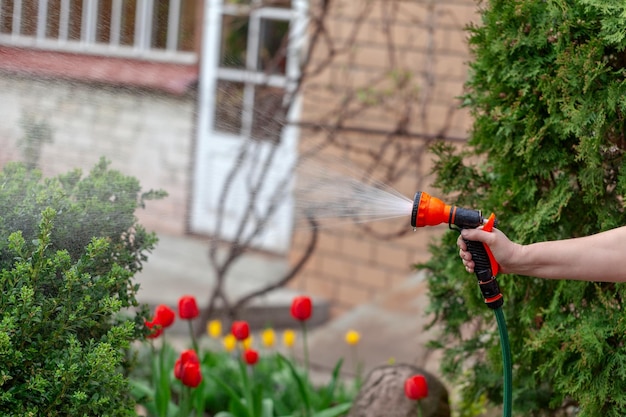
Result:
[411, 191, 503, 308]
[410, 191, 487, 230]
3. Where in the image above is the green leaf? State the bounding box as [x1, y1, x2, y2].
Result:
[277, 353, 312, 416]
[319, 359, 344, 407]
[262, 398, 274, 417]
[206, 373, 252, 417]
[129, 379, 179, 417]
[214, 412, 236, 417]
[312, 402, 352, 417]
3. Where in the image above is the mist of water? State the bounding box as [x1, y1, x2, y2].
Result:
[292, 157, 414, 229]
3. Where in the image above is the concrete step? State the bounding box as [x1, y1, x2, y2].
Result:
[134, 232, 330, 335]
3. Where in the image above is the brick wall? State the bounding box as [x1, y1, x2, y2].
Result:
[289, 0, 478, 316]
[0, 73, 195, 235]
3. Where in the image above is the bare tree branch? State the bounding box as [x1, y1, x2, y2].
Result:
[230, 215, 319, 315]
[197, 0, 470, 330]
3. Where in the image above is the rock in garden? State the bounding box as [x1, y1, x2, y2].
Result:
[347, 364, 450, 417]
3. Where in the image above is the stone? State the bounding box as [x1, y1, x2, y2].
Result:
[347, 364, 450, 417]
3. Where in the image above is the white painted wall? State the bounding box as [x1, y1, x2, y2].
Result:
[0, 74, 195, 235]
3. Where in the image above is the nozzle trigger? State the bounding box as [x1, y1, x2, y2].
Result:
[483, 213, 499, 276]
[463, 212, 503, 309]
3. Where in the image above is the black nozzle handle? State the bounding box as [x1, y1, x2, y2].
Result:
[452, 207, 484, 229]
[464, 238, 504, 309]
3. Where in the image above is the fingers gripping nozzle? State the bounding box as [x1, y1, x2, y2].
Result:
[463, 214, 503, 309]
[410, 192, 503, 309]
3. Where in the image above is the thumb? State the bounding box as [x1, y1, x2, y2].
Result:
[460, 228, 493, 244]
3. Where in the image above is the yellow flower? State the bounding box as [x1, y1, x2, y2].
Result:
[345, 330, 360, 346]
[283, 329, 296, 348]
[223, 334, 236, 352]
[261, 328, 276, 348]
[242, 335, 253, 350]
[207, 320, 222, 339]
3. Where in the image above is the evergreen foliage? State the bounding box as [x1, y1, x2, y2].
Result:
[0, 159, 165, 415]
[424, 1, 626, 416]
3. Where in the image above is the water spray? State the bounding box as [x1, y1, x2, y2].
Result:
[410, 191, 512, 417]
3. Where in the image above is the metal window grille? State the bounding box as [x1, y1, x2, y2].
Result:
[0, 0, 197, 63]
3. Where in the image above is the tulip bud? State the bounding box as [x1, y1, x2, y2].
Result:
[261, 328, 276, 348]
[207, 320, 222, 338]
[282, 329, 296, 348]
[231, 321, 250, 341]
[345, 330, 360, 346]
[223, 334, 236, 352]
[145, 319, 163, 339]
[243, 349, 259, 365]
[154, 304, 175, 328]
[404, 374, 428, 400]
[242, 336, 253, 350]
[178, 295, 199, 320]
[181, 362, 202, 387]
[174, 349, 199, 380]
[290, 296, 312, 321]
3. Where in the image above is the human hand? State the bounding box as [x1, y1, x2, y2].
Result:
[457, 227, 522, 275]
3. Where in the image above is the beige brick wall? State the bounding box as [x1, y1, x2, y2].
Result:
[0, 74, 195, 236]
[289, 0, 478, 316]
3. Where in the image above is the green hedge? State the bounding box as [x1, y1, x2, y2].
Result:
[425, 1, 626, 416]
[0, 159, 165, 415]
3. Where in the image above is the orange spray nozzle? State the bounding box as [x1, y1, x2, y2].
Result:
[410, 191, 451, 227]
[410, 191, 485, 229]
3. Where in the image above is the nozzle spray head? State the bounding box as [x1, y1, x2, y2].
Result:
[410, 191, 485, 229]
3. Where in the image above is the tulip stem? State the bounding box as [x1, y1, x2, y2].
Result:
[178, 386, 191, 417]
[238, 352, 255, 417]
[157, 335, 172, 417]
[187, 320, 199, 353]
[416, 401, 423, 417]
[301, 322, 310, 377]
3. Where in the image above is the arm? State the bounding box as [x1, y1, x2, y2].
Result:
[458, 226, 626, 282]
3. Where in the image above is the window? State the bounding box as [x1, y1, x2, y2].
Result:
[0, 0, 198, 63]
[211, 0, 298, 141]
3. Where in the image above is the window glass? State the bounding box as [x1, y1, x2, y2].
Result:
[215, 81, 244, 135]
[0, 1, 14, 34]
[251, 85, 286, 141]
[258, 18, 289, 75]
[220, 14, 249, 69]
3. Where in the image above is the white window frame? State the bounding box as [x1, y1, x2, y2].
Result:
[191, 0, 308, 252]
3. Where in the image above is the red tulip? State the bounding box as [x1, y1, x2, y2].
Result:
[243, 349, 259, 366]
[145, 319, 163, 339]
[175, 349, 200, 380]
[154, 304, 175, 328]
[404, 374, 428, 400]
[181, 361, 202, 387]
[178, 295, 199, 319]
[231, 321, 250, 341]
[290, 296, 312, 321]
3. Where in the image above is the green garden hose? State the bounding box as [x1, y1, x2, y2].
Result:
[407, 193, 513, 415]
[495, 307, 512, 417]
